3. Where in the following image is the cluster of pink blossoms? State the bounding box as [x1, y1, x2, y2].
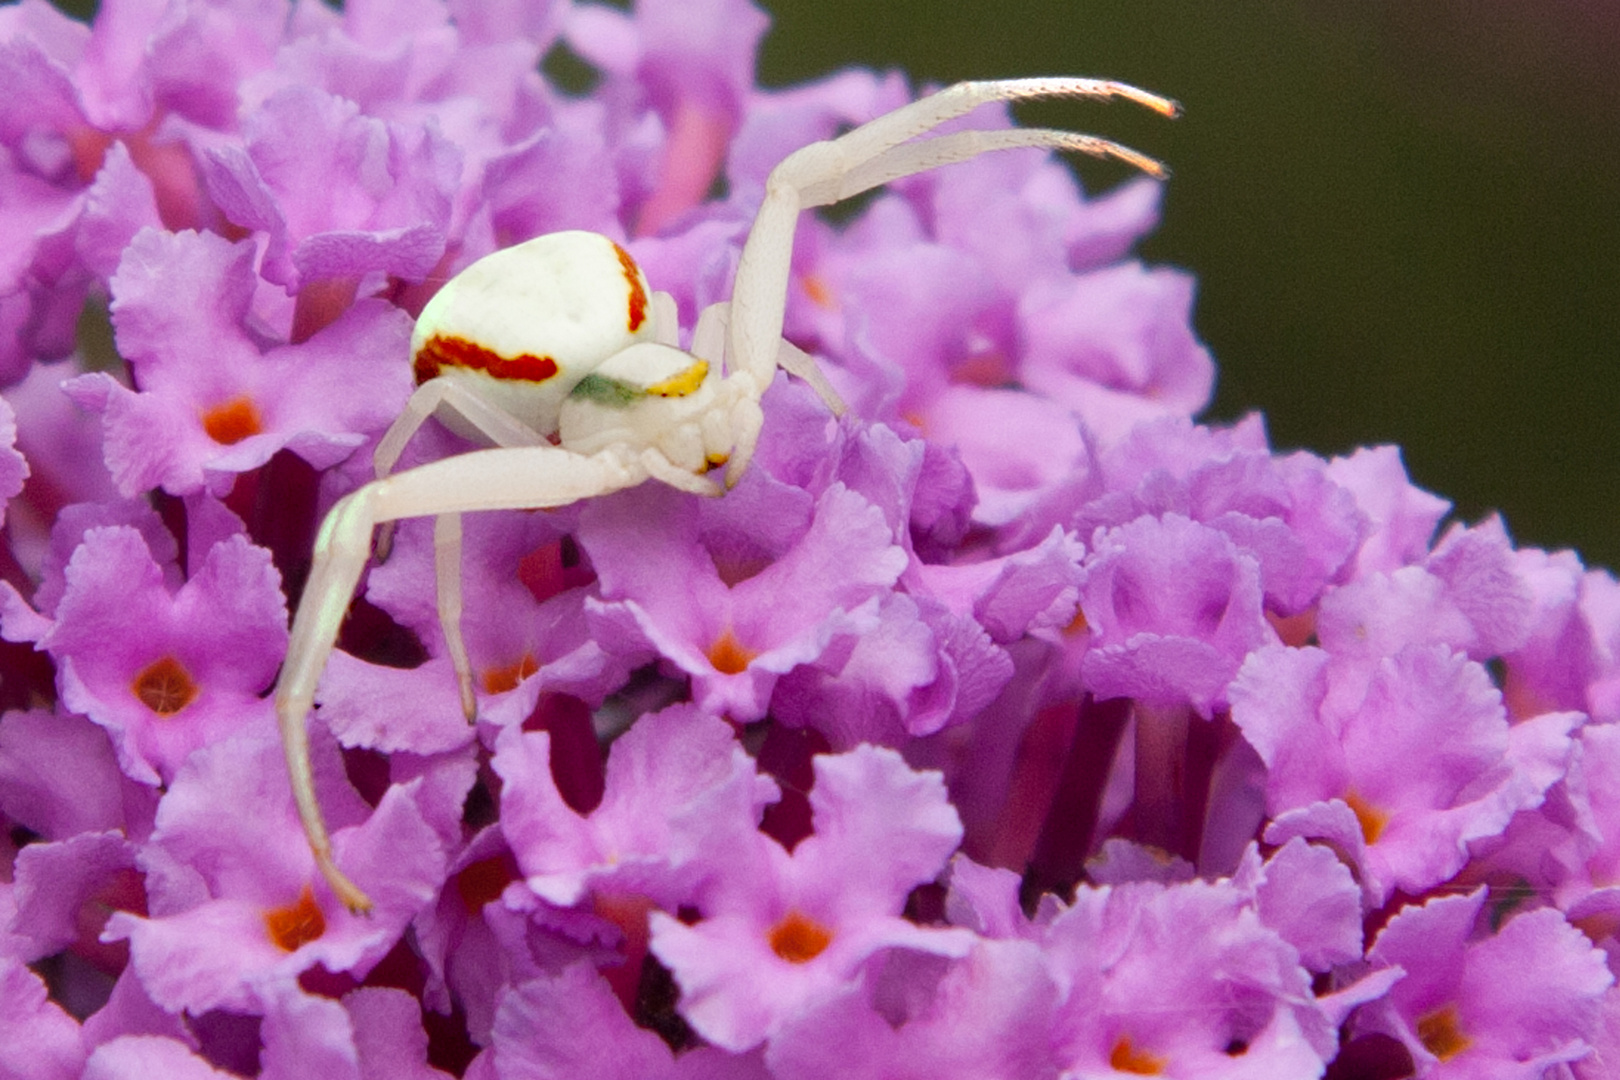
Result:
[1, 0, 1617, 1078]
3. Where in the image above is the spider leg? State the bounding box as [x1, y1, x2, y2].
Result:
[434, 511, 477, 721]
[372, 377, 545, 560]
[803, 77, 1176, 177]
[650, 290, 680, 347]
[693, 301, 846, 418]
[691, 301, 728, 365]
[277, 443, 651, 913]
[725, 77, 1176, 408]
[775, 338, 846, 416]
[810, 127, 1169, 209]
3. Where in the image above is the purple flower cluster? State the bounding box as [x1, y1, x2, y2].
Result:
[1, 0, 1616, 1077]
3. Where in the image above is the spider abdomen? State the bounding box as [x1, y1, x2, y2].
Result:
[410, 230, 656, 434]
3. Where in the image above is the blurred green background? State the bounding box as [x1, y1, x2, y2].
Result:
[42, 0, 1620, 568]
[757, 0, 1620, 569]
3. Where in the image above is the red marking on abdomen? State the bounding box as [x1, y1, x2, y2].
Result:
[414, 335, 559, 385]
[611, 242, 648, 332]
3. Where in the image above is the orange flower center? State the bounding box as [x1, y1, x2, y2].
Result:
[1343, 790, 1390, 845]
[264, 885, 326, 952]
[1416, 1003, 1470, 1061]
[801, 273, 836, 309]
[1109, 1035, 1166, 1075]
[707, 628, 757, 675]
[767, 910, 832, 964]
[482, 654, 539, 695]
[201, 396, 263, 445]
[132, 656, 198, 715]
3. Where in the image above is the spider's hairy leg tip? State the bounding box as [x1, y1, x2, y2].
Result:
[337, 881, 375, 916]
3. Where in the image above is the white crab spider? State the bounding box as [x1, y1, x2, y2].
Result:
[275, 77, 1179, 913]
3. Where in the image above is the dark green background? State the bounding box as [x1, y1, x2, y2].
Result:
[46, 0, 1620, 569]
[756, 0, 1620, 570]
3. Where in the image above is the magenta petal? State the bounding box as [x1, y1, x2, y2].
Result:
[0, 956, 84, 1080]
[765, 940, 1059, 1080]
[0, 706, 139, 839]
[76, 140, 162, 279]
[257, 985, 361, 1080]
[1363, 891, 1612, 1075]
[496, 704, 774, 909]
[318, 651, 476, 755]
[82, 1037, 233, 1080]
[10, 829, 136, 961]
[490, 964, 683, 1080]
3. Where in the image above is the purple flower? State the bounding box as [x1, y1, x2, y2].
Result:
[495, 703, 776, 909]
[203, 85, 457, 294]
[0, 1, 1613, 1075]
[0, 955, 84, 1080]
[1232, 642, 1577, 903]
[649, 746, 971, 1051]
[1356, 890, 1612, 1077]
[65, 228, 413, 497]
[104, 724, 444, 1014]
[1018, 260, 1214, 446]
[257, 983, 456, 1080]
[566, 0, 769, 235]
[0, 706, 153, 842]
[1079, 513, 1275, 716]
[81, 1036, 234, 1080]
[763, 939, 1059, 1080]
[320, 505, 629, 750]
[10, 524, 285, 786]
[488, 962, 771, 1080]
[1042, 879, 1335, 1078]
[581, 479, 906, 723]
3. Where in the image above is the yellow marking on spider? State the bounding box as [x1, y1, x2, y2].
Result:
[646, 359, 708, 397]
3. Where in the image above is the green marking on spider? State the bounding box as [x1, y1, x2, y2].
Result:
[570, 373, 643, 407]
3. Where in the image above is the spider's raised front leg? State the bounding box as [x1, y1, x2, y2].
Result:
[718, 77, 1178, 484]
[277, 443, 654, 912]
